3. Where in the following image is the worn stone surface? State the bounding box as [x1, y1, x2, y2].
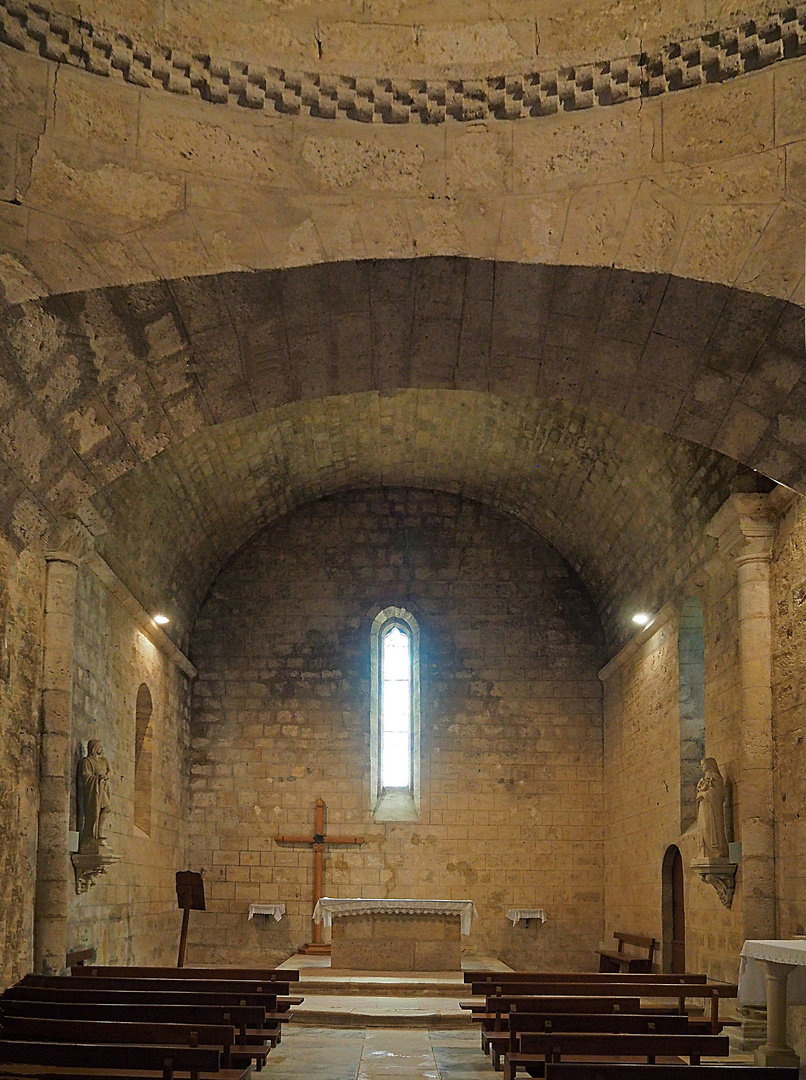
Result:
[186, 488, 605, 968]
[0, 261, 802, 571]
[0, 538, 44, 988]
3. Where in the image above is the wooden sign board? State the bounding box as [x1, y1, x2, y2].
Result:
[176, 870, 205, 911]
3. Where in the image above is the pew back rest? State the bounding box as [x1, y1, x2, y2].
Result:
[544, 1065, 799, 1080]
[508, 1012, 691, 1036]
[74, 966, 299, 982]
[0, 999, 266, 1029]
[0, 1039, 222, 1074]
[1, 1015, 235, 1048]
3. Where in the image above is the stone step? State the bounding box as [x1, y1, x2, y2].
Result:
[296, 976, 467, 997]
[292, 994, 472, 1029]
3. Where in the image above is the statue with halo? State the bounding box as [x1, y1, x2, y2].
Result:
[690, 756, 736, 907]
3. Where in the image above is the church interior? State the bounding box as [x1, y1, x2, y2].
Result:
[1, 0, 806, 1074]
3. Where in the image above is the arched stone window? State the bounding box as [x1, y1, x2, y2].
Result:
[678, 597, 705, 833]
[134, 683, 153, 835]
[370, 606, 420, 822]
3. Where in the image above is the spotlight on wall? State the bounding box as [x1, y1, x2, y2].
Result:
[153, 614, 170, 625]
[632, 612, 653, 627]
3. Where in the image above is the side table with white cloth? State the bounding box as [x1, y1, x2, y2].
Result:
[506, 908, 547, 926]
[739, 938, 806, 1067]
[247, 902, 286, 921]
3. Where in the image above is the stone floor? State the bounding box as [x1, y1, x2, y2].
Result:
[259, 1026, 490, 1080]
[260, 953, 763, 1077]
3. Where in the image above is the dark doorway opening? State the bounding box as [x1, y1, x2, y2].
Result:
[662, 845, 685, 973]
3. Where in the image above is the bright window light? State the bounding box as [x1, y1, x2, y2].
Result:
[381, 625, 411, 788]
[153, 614, 170, 625]
[632, 612, 653, 627]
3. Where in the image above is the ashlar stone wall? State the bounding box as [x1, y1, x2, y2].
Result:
[186, 488, 605, 968]
[66, 561, 193, 965]
[0, 539, 44, 988]
[771, 497, 806, 1058]
[602, 562, 745, 985]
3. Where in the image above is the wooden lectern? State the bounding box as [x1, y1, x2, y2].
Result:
[175, 870, 205, 968]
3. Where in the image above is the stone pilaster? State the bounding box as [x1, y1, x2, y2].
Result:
[34, 552, 79, 974]
[707, 493, 777, 941]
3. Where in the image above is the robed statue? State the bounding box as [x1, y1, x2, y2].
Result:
[79, 739, 112, 852]
[695, 757, 729, 860]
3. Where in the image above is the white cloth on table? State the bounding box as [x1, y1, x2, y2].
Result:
[247, 902, 286, 921]
[739, 939, 806, 1006]
[506, 908, 547, 925]
[313, 897, 478, 935]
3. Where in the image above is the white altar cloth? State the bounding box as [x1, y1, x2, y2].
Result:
[247, 902, 286, 921]
[313, 897, 477, 935]
[739, 939, 806, 1006]
[506, 908, 547, 925]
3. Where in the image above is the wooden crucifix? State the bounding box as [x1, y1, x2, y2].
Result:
[275, 797, 365, 955]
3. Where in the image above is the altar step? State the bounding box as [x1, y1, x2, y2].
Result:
[278, 952, 508, 1028]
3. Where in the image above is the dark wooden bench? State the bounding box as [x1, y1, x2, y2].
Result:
[4, 985, 281, 1010]
[23, 974, 291, 997]
[73, 966, 299, 983]
[0, 1041, 247, 1080]
[0, 1018, 256, 1070]
[597, 933, 657, 973]
[469, 982, 738, 1033]
[485, 1011, 697, 1073]
[503, 1031, 730, 1080]
[0, 1000, 275, 1046]
[65, 949, 93, 969]
[543, 1066, 799, 1080]
[465, 972, 707, 984]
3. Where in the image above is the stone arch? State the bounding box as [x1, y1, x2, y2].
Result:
[134, 683, 153, 836]
[678, 597, 706, 834]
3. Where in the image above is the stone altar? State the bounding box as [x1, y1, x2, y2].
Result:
[313, 898, 476, 971]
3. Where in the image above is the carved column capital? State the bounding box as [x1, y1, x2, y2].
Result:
[706, 494, 777, 565]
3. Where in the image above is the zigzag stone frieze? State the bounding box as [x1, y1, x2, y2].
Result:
[1, 0, 806, 122]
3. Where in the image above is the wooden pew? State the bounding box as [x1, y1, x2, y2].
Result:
[465, 972, 708, 984]
[22, 974, 290, 996]
[0, 1019, 254, 1071]
[485, 1010, 694, 1072]
[73, 966, 299, 983]
[0, 1000, 275, 1047]
[502, 1031, 730, 1080]
[0, 1041, 246, 1080]
[473, 996, 644, 1067]
[4, 985, 281, 1010]
[543, 1066, 799, 1080]
[597, 933, 657, 973]
[469, 982, 738, 1033]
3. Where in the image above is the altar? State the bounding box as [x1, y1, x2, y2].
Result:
[313, 898, 477, 970]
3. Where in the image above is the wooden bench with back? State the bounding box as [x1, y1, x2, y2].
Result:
[597, 933, 657, 973]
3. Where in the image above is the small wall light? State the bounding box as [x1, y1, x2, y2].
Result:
[632, 612, 653, 627]
[153, 614, 170, 625]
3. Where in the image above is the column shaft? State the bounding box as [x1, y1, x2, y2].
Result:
[34, 553, 79, 974]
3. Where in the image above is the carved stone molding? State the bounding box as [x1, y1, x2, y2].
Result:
[1, 0, 805, 124]
[691, 857, 737, 908]
[71, 850, 121, 894]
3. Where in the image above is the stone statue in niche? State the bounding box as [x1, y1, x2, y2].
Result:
[79, 739, 112, 852]
[72, 739, 120, 894]
[695, 757, 729, 859]
[691, 756, 736, 908]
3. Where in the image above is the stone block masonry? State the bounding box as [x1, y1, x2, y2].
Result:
[186, 488, 605, 969]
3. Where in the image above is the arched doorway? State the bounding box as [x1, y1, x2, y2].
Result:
[662, 845, 686, 973]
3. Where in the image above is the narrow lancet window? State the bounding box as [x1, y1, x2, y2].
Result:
[371, 606, 420, 820]
[381, 625, 412, 789]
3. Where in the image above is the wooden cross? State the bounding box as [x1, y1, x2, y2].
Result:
[275, 797, 365, 955]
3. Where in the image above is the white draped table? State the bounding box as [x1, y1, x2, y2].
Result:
[313, 898, 477, 970]
[739, 939, 806, 1068]
[506, 908, 547, 926]
[247, 902, 286, 921]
